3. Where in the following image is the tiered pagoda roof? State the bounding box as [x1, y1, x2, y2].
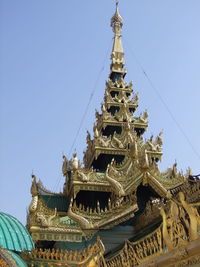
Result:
[26, 2, 200, 266]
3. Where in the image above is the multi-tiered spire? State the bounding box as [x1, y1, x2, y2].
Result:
[27, 2, 187, 251]
[83, 2, 149, 170]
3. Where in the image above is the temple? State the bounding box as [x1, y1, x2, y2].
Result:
[1, 2, 200, 267]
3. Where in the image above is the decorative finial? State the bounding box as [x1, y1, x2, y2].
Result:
[62, 154, 68, 176]
[110, 0, 126, 78]
[31, 173, 38, 196]
[31, 173, 36, 180]
[111, 0, 123, 32]
[72, 152, 79, 170]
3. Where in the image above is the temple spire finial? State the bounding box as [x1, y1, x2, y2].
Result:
[110, 0, 126, 79]
[111, 0, 123, 33]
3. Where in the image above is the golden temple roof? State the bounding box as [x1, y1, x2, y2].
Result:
[26, 4, 200, 265]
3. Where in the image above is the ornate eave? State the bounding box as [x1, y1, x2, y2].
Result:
[94, 105, 149, 134]
[28, 173, 139, 243]
[95, 116, 148, 132]
[22, 237, 105, 267]
[170, 179, 200, 202]
[84, 121, 149, 168]
[72, 162, 181, 201]
[91, 149, 185, 198]
[72, 179, 110, 193]
[29, 194, 138, 243]
[104, 85, 138, 109]
[26, 186, 200, 266]
[30, 226, 82, 243]
[105, 99, 138, 110]
[106, 79, 133, 93]
[71, 197, 138, 230]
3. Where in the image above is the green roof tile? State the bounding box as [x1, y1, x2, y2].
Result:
[39, 194, 69, 212]
[0, 212, 34, 252]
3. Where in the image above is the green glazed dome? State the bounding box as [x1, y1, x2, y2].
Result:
[0, 212, 34, 252]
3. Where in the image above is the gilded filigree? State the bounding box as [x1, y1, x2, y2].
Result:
[105, 193, 200, 266]
[106, 78, 132, 92]
[71, 194, 134, 220]
[104, 90, 138, 110]
[29, 196, 38, 213]
[36, 209, 57, 228]
[22, 237, 105, 267]
[26, 3, 200, 264]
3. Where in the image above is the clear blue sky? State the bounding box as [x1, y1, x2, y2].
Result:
[1, 0, 200, 224]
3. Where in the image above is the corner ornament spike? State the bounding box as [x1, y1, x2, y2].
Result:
[31, 174, 38, 196]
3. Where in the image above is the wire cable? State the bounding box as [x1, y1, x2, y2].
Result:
[124, 40, 200, 162]
[50, 38, 113, 193]
[67, 38, 113, 158]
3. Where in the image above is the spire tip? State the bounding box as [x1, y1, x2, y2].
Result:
[111, 0, 123, 30]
